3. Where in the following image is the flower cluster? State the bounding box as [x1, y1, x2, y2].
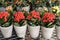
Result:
[42, 12, 55, 22]
[27, 10, 40, 20]
[0, 12, 9, 22]
[6, 6, 13, 11]
[27, 10, 40, 26]
[13, 12, 25, 22]
[52, 6, 60, 16]
[51, 6, 60, 26]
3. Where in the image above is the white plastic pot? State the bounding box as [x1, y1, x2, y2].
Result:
[56, 26, 60, 39]
[22, 6, 30, 12]
[0, 26, 1, 30]
[28, 25, 40, 39]
[0, 25, 13, 38]
[0, 7, 5, 12]
[17, 6, 30, 12]
[14, 24, 27, 38]
[36, 7, 43, 12]
[41, 26, 55, 39]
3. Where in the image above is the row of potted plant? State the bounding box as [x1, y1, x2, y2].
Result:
[0, 0, 60, 40]
[0, 6, 60, 39]
[0, 0, 30, 12]
[0, 0, 60, 12]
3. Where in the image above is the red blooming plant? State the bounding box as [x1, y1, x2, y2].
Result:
[27, 10, 40, 26]
[0, 12, 12, 27]
[13, 11, 27, 26]
[41, 12, 56, 28]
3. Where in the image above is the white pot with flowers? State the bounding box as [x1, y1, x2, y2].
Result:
[51, 6, 60, 39]
[41, 12, 55, 39]
[52, 6, 60, 39]
[13, 11, 27, 38]
[0, 11, 13, 38]
[56, 24, 60, 39]
[56, 15, 60, 39]
[27, 10, 40, 39]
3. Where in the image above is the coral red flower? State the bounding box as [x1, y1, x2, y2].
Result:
[31, 10, 40, 19]
[27, 10, 40, 20]
[0, 12, 9, 22]
[0, 12, 3, 18]
[42, 12, 55, 22]
[14, 11, 25, 22]
[27, 14, 32, 20]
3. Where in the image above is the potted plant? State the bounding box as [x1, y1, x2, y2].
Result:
[29, 0, 47, 11]
[27, 10, 40, 39]
[13, 11, 27, 38]
[0, 0, 6, 12]
[41, 12, 55, 39]
[0, 0, 13, 12]
[13, 0, 30, 12]
[52, 6, 60, 39]
[55, 15, 60, 39]
[0, 11, 13, 38]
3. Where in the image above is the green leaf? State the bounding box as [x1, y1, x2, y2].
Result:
[31, 18, 36, 22]
[29, 22, 35, 26]
[19, 20, 26, 26]
[22, 11, 28, 17]
[28, 21, 35, 26]
[0, 18, 4, 24]
[1, 22, 10, 27]
[47, 22, 53, 27]
[14, 22, 20, 26]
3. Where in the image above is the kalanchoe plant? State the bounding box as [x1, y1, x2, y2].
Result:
[48, 0, 60, 7]
[30, 0, 41, 8]
[51, 6, 59, 13]
[5, 0, 13, 13]
[41, 12, 55, 28]
[0, 0, 6, 7]
[29, 0, 46, 9]
[51, 6, 60, 15]
[0, 0, 13, 7]
[51, 6, 60, 26]
[0, 0, 13, 12]
[17, 0, 29, 7]
[0, 11, 12, 27]
[56, 15, 60, 26]
[5, 6, 13, 17]
[13, 0, 29, 11]
[27, 10, 40, 26]
[13, 11, 27, 26]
